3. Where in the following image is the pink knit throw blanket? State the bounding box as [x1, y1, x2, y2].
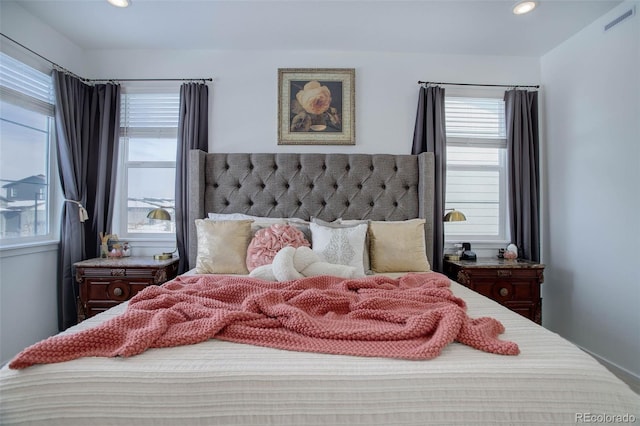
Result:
[9, 273, 519, 369]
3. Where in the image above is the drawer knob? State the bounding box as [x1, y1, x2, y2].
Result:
[113, 287, 123, 296]
[499, 287, 509, 297]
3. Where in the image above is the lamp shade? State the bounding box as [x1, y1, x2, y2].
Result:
[147, 208, 171, 221]
[444, 209, 466, 222]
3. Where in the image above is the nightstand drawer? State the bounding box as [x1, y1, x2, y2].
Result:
[443, 258, 544, 324]
[469, 280, 538, 303]
[75, 256, 179, 321]
[460, 267, 541, 281]
[85, 278, 153, 303]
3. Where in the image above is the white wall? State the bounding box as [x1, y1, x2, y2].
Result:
[0, 1, 86, 75]
[84, 49, 540, 155]
[86, 49, 540, 256]
[0, 245, 59, 364]
[541, 1, 640, 381]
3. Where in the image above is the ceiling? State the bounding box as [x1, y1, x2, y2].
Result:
[12, 0, 624, 56]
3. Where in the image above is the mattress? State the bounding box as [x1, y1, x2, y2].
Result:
[1, 278, 638, 426]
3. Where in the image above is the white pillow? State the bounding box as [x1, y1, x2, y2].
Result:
[311, 218, 371, 273]
[310, 222, 367, 277]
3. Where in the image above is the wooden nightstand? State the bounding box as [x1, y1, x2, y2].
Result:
[443, 258, 545, 324]
[75, 256, 179, 320]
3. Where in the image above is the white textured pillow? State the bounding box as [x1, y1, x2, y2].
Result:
[195, 219, 253, 274]
[310, 222, 367, 277]
[368, 218, 430, 272]
[311, 218, 371, 273]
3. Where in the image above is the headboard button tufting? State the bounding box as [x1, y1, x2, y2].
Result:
[187, 151, 434, 273]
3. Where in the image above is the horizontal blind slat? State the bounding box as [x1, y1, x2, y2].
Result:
[120, 93, 180, 129]
[0, 52, 53, 104]
[445, 96, 506, 144]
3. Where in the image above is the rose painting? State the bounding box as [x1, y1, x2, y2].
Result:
[290, 80, 342, 133]
[278, 69, 355, 145]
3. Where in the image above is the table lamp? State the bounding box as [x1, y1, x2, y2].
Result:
[146, 207, 176, 260]
[443, 209, 470, 261]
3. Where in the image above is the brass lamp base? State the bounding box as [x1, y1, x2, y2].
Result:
[153, 253, 174, 261]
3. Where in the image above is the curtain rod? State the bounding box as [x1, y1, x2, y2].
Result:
[418, 81, 539, 89]
[1, 33, 213, 84]
[86, 78, 213, 83]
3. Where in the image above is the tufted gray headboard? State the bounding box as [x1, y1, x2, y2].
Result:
[187, 151, 435, 270]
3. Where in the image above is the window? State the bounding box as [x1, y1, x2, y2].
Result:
[0, 52, 54, 244]
[444, 96, 508, 242]
[119, 91, 179, 236]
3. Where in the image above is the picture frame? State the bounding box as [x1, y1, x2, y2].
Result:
[278, 68, 355, 145]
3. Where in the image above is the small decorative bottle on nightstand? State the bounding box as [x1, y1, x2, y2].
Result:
[74, 256, 179, 321]
[443, 258, 545, 324]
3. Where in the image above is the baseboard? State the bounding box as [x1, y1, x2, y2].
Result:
[578, 345, 640, 395]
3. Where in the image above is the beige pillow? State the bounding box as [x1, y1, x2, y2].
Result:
[368, 219, 430, 272]
[195, 219, 253, 274]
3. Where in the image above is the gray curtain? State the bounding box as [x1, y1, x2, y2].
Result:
[175, 83, 209, 274]
[505, 89, 540, 262]
[53, 70, 120, 330]
[412, 85, 446, 272]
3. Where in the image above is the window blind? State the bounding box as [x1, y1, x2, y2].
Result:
[120, 93, 179, 138]
[444, 96, 508, 241]
[0, 52, 53, 115]
[445, 97, 506, 148]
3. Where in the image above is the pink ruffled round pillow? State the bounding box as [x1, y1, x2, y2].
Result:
[246, 224, 310, 271]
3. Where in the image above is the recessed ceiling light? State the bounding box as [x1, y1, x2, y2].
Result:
[107, 0, 130, 8]
[513, 1, 536, 15]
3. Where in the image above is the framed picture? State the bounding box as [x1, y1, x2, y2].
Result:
[278, 68, 355, 145]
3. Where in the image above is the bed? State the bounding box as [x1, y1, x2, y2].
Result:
[1, 151, 638, 425]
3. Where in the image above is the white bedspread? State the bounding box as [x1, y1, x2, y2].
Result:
[1, 278, 638, 425]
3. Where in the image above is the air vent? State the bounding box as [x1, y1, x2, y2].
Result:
[604, 6, 635, 32]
